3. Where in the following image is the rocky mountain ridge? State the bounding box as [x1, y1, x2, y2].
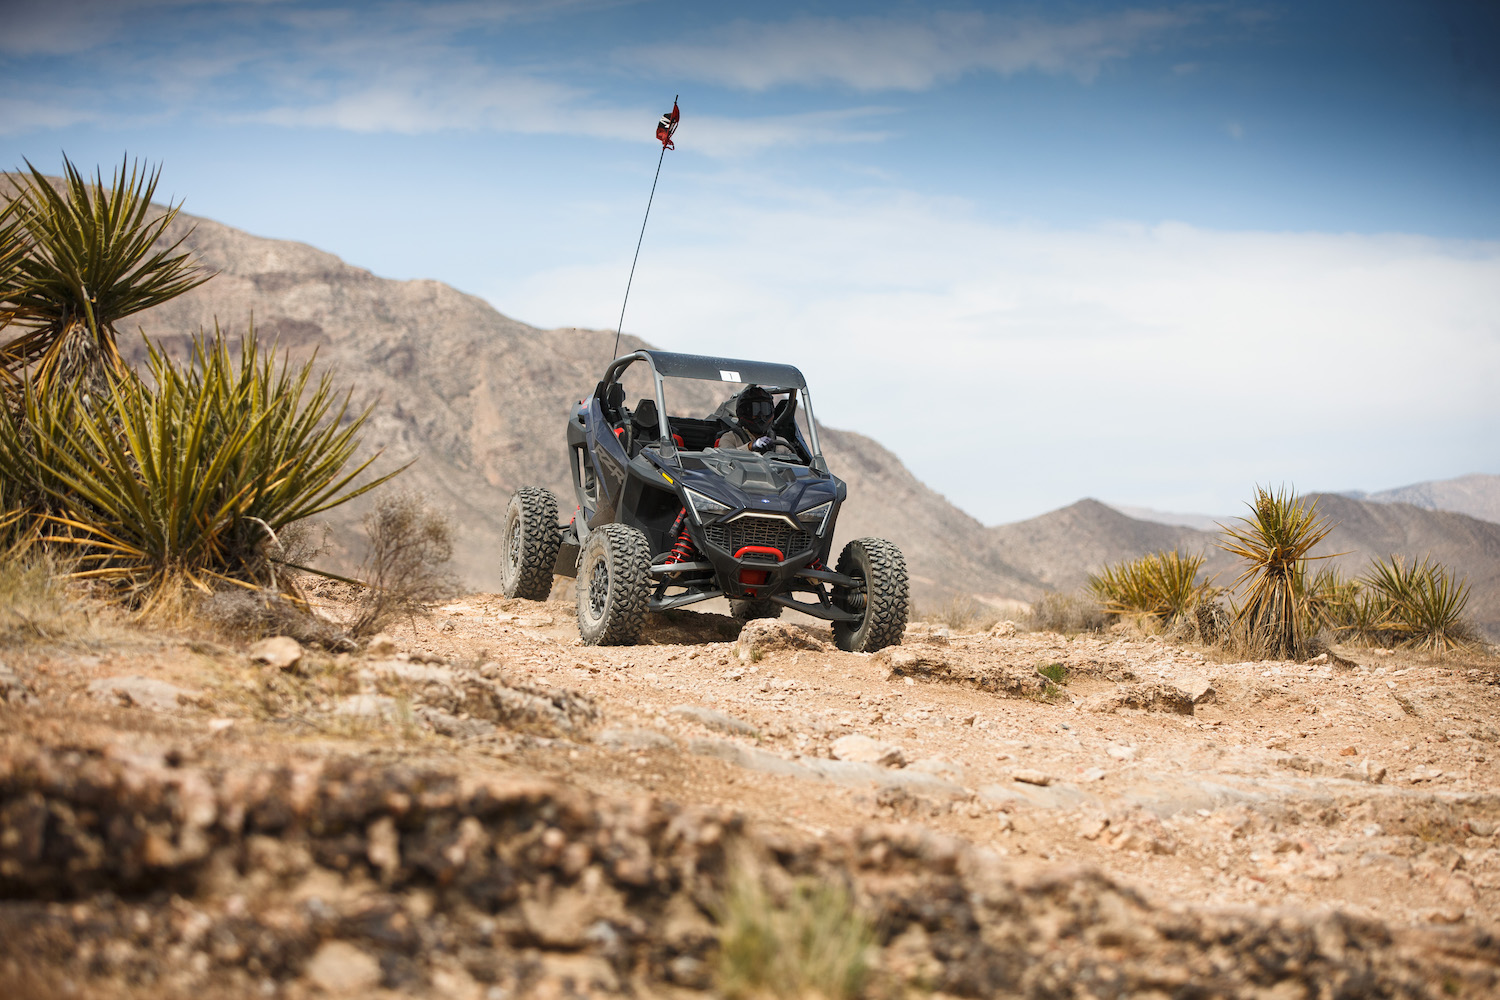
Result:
[119, 205, 1500, 637]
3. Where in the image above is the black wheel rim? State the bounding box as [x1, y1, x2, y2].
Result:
[507, 517, 522, 568]
[588, 558, 610, 619]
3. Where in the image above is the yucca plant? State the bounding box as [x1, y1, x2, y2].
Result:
[1304, 564, 1360, 632]
[1218, 486, 1336, 660]
[0, 155, 209, 396]
[0, 327, 400, 613]
[1089, 549, 1214, 626]
[1363, 554, 1479, 654]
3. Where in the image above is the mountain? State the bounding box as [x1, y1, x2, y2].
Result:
[1344, 473, 1500, 525]
[82, 200, 1496, 639]
[1104, 503, 1226, 533]
[124, 208, 1038, 607]
[984, 499, 1237, 592]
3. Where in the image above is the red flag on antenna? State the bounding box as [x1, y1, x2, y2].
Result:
[656, 101, 680, 149]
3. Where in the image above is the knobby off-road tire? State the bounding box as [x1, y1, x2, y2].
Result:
[729, 598, 783, 622]
[832, 537, 909, 653]
[576, 523, 651, 646]
[500, 487, 563, 601]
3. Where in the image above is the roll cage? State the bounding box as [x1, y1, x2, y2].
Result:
[593, 350, 829, 474]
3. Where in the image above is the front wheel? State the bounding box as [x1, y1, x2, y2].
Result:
[576, 524, 651, 646]
[831, 537, 909, 653]
[500, 487, 562, 601]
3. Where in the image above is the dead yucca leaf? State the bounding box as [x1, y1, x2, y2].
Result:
[1218, 486, 1336, 660]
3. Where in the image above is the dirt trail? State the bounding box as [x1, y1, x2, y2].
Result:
[2, 594, 1498, 997]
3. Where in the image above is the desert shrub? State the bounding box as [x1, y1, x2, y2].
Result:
[197, 588, 350, 649]
[716, 861, 874, 1000]
[1089, 549, 1215, 627]
[1, 155, 208, 395]
[1362, 554, 1479, 654]
[917, 593, 1003, 632]
[1027, 591, 1107, 633]
[0, 329, 396, 614]
[349, 491, 458, 638]
[1218, 486, 1335, 661]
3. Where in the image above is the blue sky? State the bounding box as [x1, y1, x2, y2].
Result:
[3, 0, 1498, 523]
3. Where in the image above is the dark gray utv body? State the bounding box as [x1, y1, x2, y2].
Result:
[499, 350, 908, 651]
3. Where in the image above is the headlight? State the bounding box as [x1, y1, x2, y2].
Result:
[684, 488, 731, 522]
[797, 500, 832, 534]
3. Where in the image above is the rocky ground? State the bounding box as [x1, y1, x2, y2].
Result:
[2, 591, 1499, 998]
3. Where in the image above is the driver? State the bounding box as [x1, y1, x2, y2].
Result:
[718, 385, 788, 454]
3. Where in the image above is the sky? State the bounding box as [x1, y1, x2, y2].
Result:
[2, 0, 1498, 524]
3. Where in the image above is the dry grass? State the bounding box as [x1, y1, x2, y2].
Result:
[917, 593, 1005, 632]
[1026, 591, 1107, 634]
[0, 543, 92, 646]
[716, 857, 875, 1000]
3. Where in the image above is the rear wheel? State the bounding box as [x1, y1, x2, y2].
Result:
[730, 598, 783, 622]
[831, 537, 909, 653]
[500, 488, 562, 601]
[576, 524, 651, 645]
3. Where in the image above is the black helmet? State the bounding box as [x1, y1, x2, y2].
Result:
[735, 385, 775, 436]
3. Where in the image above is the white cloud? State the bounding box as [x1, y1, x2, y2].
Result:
[0, 97, 102, 135]
[496, 181, 1500, 522]
[627, 9, 1192, 91]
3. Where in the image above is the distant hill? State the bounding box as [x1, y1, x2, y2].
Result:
[984, 499, 1237, 592]
[1343, 473, 1500, 525]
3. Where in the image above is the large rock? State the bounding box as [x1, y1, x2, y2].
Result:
[86, 676, 200, 712]
[831, 733, 905, 767]
[248, 635, 302, 670]
[736, 620, 828, 658]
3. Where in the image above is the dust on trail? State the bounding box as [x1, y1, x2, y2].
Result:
[2, 592, 1498, 998]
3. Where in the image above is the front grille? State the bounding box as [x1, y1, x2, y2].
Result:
[704, 516, 813, 560]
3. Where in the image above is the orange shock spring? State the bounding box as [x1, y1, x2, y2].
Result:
[664, 509, 696, 564]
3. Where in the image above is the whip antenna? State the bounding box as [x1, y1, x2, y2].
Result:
[612, 95, 679, 362]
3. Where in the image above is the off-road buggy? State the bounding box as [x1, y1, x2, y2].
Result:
[500, 351, 908, 651]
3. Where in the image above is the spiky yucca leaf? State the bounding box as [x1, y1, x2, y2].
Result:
[1363, 554, 1479, 654]
[0, 197, 27, 337]
[1218, 485, 1336, 660]
[1, 155, 210, 393]
[0, 328, 400, 612]
[1089, 549, 1214, 624]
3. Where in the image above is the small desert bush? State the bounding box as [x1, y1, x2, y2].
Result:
[196, 588, 350, 649]
[1089, 549, 1215, 627]
[1027, 591, 1107, 633]
[349, 491, 458, 638]
[1218, 486, 1335, 661]
[918, 593, 1003, 632]
[716, 862, 874, 1000]
[1362, 554, 1479, 654]
[0, 329, 396, 615]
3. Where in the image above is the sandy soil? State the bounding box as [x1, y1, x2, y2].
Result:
[2, 591, 1498, 998]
